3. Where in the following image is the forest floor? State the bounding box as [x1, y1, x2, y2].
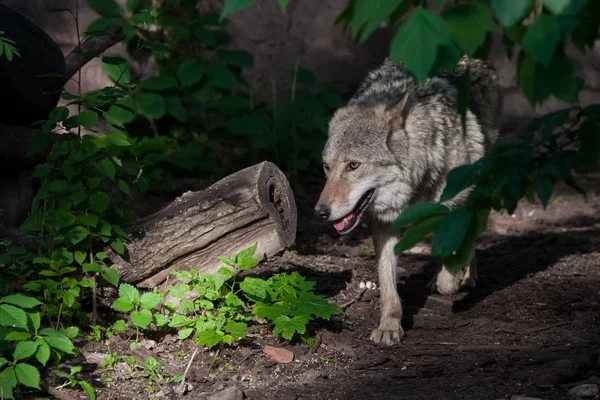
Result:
[36, 172, 600, 400]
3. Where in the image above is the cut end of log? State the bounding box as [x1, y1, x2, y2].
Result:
[259, 161, 297, 249]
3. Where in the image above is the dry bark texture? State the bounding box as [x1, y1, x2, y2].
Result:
[109, 161, 297, 289]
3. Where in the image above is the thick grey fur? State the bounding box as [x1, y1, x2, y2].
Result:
[315, 56, 502, 346]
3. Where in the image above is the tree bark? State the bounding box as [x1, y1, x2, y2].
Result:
[109, 161, 297, 288]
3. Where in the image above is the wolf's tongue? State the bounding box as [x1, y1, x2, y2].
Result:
[333, 213, 354, 232]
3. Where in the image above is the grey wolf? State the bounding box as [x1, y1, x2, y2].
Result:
[314, 56, 502, 345]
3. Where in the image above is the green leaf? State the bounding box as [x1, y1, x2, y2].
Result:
[104, 96, 136, 126]
[102, 267, 120, 287]
[177, 59, 204, 87]
[29, 312, 41, 332]
[13, 341, 38, 361]
[220, 0, 254, 21]
[76, 110, 99, 129]
[118, 283, 139, 304]
[102, 55, 127, 65]
[87, 0, 123, 16]
[395, 215, 444, 254]
[224, 320, 247, 339]
[390, 6, 452, 83]
[239, 277, 268, 300]
[79, 380, 96, 400]
[440, 161, 485, 202]
[0, 366, 17, 399]
[49, 106, 69, 123]
[1, 295, 42, 309]
[95, 157, 116, 180]
[443, 3, 495, 56]
[83, 263, 101, 273]
[67, 226, 88, 245]
[234, 244, 260, 270]
[32, 163, 52, 177]
[80, 213, 99, 228]
[140, 76, 178, 91]
[39, 329, 76, 354]
[96, 251, 108, 260]
[112, 320, 128, 331]
[491, 0, 534, 27]
[4, 331, 32, 341]
[272, 315, 307, 340]
[14, 363, 41, 389]
[294, 292, 341, 319]
[0, 304, 28, 329]
[110, 239, 125, 255]
[350, 0, 402, 44]
[431, 209, 473, 259]
[135, 92, 166, 119]
[50, 210, 76, 229]
[140, 293, 162, 309]
[90, 191, 110, 213]
[544, 0, 574, 15]
[522, 14, 561, 67]
[195, 329, 223, 348]
[205, 64, 238, 89]
[390, 202, 449, 230]
[101, 56, 130, 84]
[130, 309, 153, 328]
[107, 132, 131, 147]
[443, 221, 477, 274]
[178, 327, 194, 340]
[74, 251, 86, 265]
[35, 342, 50, 366]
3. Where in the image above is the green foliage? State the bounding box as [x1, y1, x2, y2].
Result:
[108, 245, 341, 348]
[0, 31, 21, 61]
[0, 295, 78, 399]
[80, 0, 343, 181]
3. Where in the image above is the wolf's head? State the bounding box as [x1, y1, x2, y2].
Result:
[314, 96, 415, 234]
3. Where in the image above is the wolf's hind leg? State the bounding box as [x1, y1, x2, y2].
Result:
[370, 229, 404, 346]
[428, 252, 478, 295]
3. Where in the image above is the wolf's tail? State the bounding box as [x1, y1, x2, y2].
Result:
[454, 56, 502, 146]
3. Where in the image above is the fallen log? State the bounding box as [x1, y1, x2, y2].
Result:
[109, 161, 297, 289]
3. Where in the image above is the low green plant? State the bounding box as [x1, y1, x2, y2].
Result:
[139, 356, 182, 396]
[54, 365, 96, 400]
[109, 245, 341, 349]
[0, 294, 78, 400]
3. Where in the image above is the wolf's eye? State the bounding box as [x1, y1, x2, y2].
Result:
[347, 161, 361, 171]
[323, 163, 330, 174]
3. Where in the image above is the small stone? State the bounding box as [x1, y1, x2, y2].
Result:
[569, 384, 600, 398]
[141, 339, 156, 349]
[206, 386, 244, 400]
[263, 345, 294, 363]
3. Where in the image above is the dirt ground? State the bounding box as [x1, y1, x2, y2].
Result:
[37, 172, 600, 400]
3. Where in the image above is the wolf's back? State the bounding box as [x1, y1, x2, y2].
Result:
[453, 56, 502, 146]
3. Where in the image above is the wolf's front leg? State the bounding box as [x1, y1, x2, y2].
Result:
[370, 228, 404, 346]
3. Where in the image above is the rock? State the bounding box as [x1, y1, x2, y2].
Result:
[263, 345, 294, 364]
[569, 384, 600, 398]
[141, 339, 157, 349]
[206, 386, 244, 400]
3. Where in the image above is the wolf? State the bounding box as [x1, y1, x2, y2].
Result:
[314, 56, 502, 346]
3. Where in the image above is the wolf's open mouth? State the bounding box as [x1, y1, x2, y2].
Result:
[332, 189, 375, 234]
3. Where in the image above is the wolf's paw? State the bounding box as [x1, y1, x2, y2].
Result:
[370, 317, 404, 346]
[428, 267, 462, 295]
[370, 327, 404, 346]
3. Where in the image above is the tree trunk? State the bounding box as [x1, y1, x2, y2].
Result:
[109, 161, 297, 289]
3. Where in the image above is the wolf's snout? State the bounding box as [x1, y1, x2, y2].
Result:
[314, 205, 330, 220]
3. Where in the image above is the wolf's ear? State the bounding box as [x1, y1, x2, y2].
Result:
[374, 93, 408, 131]
[385, 93, 408, 132]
